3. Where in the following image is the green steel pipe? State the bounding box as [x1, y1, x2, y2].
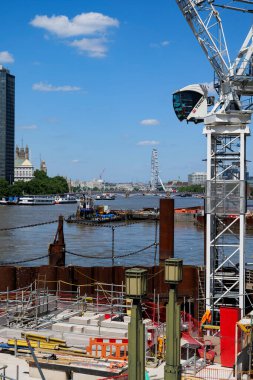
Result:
[165, 286, 181, 380]
[128, 303, 145, 380]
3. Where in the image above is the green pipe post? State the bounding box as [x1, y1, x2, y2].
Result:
[165, 286, 181, 380]
[128, 302, 145, 380]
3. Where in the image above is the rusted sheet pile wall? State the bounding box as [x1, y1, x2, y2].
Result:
[0, 267, 16, 291]
[0, 264, 199, 300]
[159, 199, 174, 262]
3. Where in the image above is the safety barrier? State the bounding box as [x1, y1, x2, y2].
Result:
[183, 367, 234, 380]
[86, 337, 128, 361]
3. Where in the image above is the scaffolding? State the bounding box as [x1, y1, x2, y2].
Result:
[0, 280, 130, 329]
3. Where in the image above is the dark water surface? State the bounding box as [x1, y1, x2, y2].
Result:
[0, 195, 252, 267]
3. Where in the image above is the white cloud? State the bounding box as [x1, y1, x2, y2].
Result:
[70, 38, 107, 58]
[140, 119, 160, 126]
[0, 51, 14, 64]
[30, 12, 119, 57]
[32, 82, 81, 92]
[72, 159, 80, 163]
[137, 140, 160, 146]
[30, 13, 119, 38]
[150, 40, 170, 48]
[18, 124, 38, 130]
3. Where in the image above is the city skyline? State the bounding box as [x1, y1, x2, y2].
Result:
[1, 1, 252, 182]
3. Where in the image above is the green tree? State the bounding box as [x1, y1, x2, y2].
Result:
[0, 179, 9, 197]
[9, 181, 28, 196]
[10, 173, 69, 196]
[178, 184, 205, 193]
[33, 170, 48, 179]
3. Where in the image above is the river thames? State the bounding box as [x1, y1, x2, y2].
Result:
[0, 195, 253, 267]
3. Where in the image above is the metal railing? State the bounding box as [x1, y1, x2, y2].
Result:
[0, 365, 19, 380]
[183, 367, 234, 380]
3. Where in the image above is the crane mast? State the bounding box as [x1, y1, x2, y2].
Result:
[175, 0, 253, 322]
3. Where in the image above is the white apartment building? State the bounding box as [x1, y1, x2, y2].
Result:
[188, 172, 207, 185]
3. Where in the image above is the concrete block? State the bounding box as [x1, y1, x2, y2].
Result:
[63, 334, 89, 348]
[85, 326, 127, 338]
[0, 328, 22, 339]
[52, 323, 73, 332]
[101, 320, 128, 329]
[89, 319, 99, 326]
[68, 316, 91, 325]
[72, 325, 84, 334]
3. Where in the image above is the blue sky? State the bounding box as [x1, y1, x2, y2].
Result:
[1, 1, 252, 182]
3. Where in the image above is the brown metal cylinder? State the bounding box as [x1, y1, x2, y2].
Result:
[159, 198, 174, 262]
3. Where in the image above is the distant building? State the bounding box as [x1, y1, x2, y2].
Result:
[14, 145, 34, 182]
[115, 183, 135, 192]
[85, 179, 105, 190]
[188, 172, 206, 185]
[40, 160, 47, 174]
[0, 66, 15, 183]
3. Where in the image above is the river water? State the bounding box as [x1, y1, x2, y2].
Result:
[0, 195, 252, 267]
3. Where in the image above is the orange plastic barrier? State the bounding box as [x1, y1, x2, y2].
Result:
[86, 337, 128, 361]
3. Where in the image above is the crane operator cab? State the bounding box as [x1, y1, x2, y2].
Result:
[173, 84, 214, 124]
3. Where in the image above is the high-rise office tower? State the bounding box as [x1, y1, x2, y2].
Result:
[0, 65, 15, 183]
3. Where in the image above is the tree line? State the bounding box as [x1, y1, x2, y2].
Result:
[177, 184, 205, 193]
[0, 170, 69, 197]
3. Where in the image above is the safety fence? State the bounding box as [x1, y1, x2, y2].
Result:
[183, 367, 234, 380]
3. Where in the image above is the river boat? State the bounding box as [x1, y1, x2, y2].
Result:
[95, 193, 116, 201]
[18, 196, 55, 206]
[0, 197, 19, 205]
[55, 195, 77, 204]
[67, 195, 122, 223]
[0, 197, 8, 205]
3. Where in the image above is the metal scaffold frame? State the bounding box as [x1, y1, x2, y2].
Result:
[205, 126, 249, 318]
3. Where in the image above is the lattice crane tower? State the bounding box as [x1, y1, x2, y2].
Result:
[173, 0, 253, 321]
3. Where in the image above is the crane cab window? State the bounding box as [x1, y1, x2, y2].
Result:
[173, 90, 202, 121]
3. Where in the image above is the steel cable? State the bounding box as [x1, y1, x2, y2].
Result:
[66, 242, 156, 260]
[0, 220, 58, 232]
[65, 218, 144, 228]
[0, 254, 50, 265]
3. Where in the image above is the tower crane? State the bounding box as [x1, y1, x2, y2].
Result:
[99, 168, 106, 180]
[173, 0, 253, 322]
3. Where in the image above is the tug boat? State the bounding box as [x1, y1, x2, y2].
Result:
[67, 196, 121, 224]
